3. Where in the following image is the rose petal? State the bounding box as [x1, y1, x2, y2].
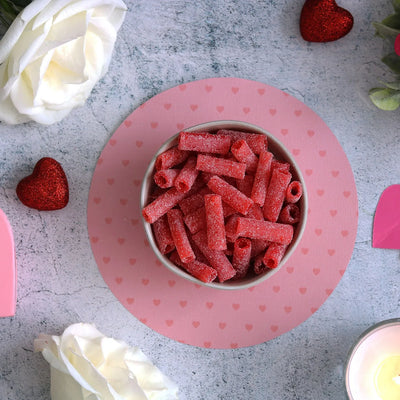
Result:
[34, 323, 179, 400]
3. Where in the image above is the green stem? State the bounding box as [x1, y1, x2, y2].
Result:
[0, 0, 24, 27]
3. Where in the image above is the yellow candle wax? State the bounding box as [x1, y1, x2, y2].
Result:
[374, 355, 400, 400]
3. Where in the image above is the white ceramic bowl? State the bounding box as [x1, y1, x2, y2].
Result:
[140, 120, 308, 290]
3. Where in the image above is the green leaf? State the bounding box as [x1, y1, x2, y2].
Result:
[381, 13, 400, 29]
[0, 0, 25, 26]
[382, 79, 400, 89]
[11, 0, 31, 7]
[373, 21, 400, 38]
[369, 87, 400, 110]
[382, 52, 400, 74]
[393, 0, 400, 13]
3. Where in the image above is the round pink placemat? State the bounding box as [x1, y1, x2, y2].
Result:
[87, 77, 358, 349]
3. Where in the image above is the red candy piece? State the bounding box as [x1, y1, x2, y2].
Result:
[142, 187, 186, 223]
[263, 169, 292, 222]
[286, 181, 303, 204]
[230, 139, 258, 173]
[179, 131, 231, 155]
[196, 154, 246, 180]
[174, 155, 199, 193]
[154, 169, 179, 188]
[169, 251, 217, 283]
[191, 230, 236, 282]
[279, 203, 301, 225]
[152, 214, 175, 254]
[262, 243, 288, 270]
[251, 151, 273, 206]
[167, 208, 195, 264]
[232, 238, 252, 279]
[204, 194, 226, 251]
[300, 0, 354, 43]
[235, 217, 294, 245]
[16, 158, 69, 211]
[155, 148, 189, 171]
[207, 175, 253, 215]
[217, 130, 267, 154]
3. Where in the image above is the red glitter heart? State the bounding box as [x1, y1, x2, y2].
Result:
[300, 0, 354, 42]
[16, 158, 69, 211]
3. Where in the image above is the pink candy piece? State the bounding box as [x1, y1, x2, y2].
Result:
[196, 154, 246, 180]
[0, 209, 16, 317]
[179, 131, 231, 154]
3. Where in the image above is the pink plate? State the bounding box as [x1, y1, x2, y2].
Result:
[87, 78, 358, 349]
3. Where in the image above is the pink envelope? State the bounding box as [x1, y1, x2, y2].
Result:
[0, 209, 16, 317]
[373, 185, 400, 249]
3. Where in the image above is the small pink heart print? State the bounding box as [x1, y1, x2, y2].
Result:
[373, 185, 400, 249]
[0, 209, 16, 317]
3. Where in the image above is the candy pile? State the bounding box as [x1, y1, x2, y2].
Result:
[142, 129, 303, 284]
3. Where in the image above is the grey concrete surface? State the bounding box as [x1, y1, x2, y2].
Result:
[0, 1, 399, 399]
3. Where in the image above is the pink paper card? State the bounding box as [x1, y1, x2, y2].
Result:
[373, 185, 400, 249]
[0, 209, 16, 317]
[87, 77, 358, 348]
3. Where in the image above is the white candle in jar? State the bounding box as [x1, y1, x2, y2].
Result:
[345, 319, 400, 400]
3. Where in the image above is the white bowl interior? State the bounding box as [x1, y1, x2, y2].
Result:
[140, 120, 308, 290]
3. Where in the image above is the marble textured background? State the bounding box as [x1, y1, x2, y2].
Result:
[0, 0, 399, 399]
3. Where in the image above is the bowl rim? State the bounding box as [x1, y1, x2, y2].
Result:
[140, 120, 308, 290]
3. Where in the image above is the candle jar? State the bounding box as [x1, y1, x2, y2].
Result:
[345, 318, 400, 400]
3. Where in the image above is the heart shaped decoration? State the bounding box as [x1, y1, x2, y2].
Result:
[300, 0, 354, 42]
[0, 209, 16, 317]
[373, 185, 400, 249]
[395, 34, 400, 56]
[16, 158, 69, 211]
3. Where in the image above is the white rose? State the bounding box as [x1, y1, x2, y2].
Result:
[0, 0, 126, 125]
[34, 323, 179, 400]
